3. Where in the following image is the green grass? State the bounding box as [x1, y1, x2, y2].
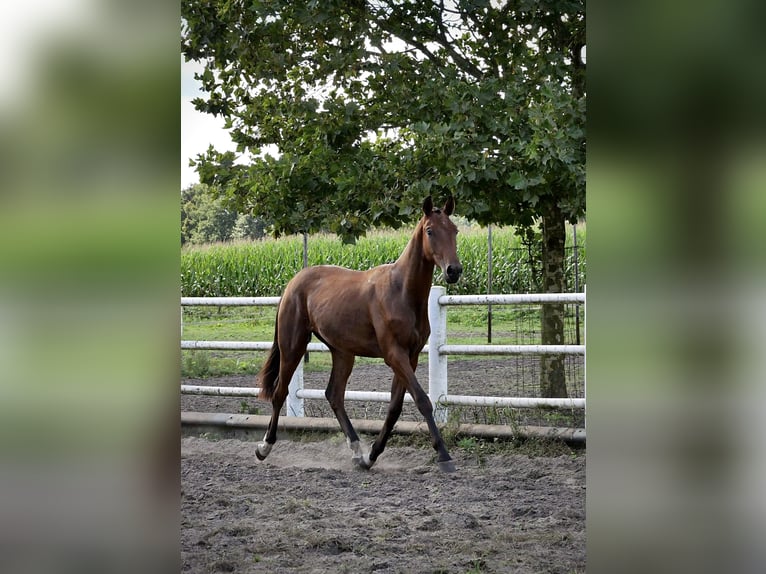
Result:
[385, 429, 583, 458]
[181, 304, 584, 377]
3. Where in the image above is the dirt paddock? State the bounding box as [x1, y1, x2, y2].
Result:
[182, 437, 585, 574]
[181, 360, 585, 573]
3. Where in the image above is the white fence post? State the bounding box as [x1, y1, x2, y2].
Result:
[287, 362, 304, 417]
[428, 286, 448, 422]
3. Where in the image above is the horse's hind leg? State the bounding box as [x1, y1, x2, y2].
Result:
[256, 312, 310, 460]
[256, 371, 290, 460]
[256, 348, 305, 459]
[324, 349, 364, 464]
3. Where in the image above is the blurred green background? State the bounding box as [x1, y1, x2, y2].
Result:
[0, 1, 765, 573]
[0, 2, 179, 572]
[588, 1, 766, 572]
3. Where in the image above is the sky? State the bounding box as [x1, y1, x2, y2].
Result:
[181, 57, 234, 189]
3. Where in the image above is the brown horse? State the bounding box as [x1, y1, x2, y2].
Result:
[255, 196, 462, 472]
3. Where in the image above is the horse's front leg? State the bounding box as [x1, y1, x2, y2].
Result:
[359, 376, 407, 469]
[377, 349, 456, 472]
[407, 381, 456, 472]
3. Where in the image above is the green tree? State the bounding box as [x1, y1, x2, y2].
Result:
[181, 0, 584, 396]
[181, 183, 238, 244]
[232, 212, 268, 241]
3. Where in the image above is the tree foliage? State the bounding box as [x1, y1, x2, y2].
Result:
[182, 183, 266, 244]
[181, 0, 585, 243]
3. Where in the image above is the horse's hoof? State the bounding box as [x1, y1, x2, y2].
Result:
[255, 442, 272, 461]
[437, 459, 457, 473]
[349, 441, 364, 461]
[354, 452, 374, 470]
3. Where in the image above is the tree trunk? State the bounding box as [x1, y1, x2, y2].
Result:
[539, 202, 568, 398]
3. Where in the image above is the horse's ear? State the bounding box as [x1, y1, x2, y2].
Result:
[422, 196, 433, 215]
[444, 195, 455, 216]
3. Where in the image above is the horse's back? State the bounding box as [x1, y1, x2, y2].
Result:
[284, 264, 371, 297]
[280, 264, 386, 357]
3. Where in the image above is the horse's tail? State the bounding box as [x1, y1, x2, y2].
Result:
[258, 311, 280, 401]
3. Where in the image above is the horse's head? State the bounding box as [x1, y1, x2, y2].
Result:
[421, 196, 463, 284]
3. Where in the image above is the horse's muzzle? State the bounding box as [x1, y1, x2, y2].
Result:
[445, 263, 463, 284]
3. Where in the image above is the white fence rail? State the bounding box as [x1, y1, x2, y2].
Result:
[181, 287, 586, 423]
[426, 288, 585, 421]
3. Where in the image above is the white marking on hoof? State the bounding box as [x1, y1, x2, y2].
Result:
[349, 440, 364, 463]
[256, 441, 272, 461]
[350, 442, 374, 470]
[437, 459, 457, 473]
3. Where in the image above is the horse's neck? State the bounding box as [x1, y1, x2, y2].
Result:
[394, 225, 434, 302]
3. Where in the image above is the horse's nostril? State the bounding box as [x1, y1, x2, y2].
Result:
[446, 264, 462, 282]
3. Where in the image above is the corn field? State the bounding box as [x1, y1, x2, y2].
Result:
[181, 225, 586, 297]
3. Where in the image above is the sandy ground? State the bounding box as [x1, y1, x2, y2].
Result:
[181, 358, 585, 573]
[181, 435, 585, 574]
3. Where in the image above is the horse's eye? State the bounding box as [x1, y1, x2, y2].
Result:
[426, 228, 433, 236]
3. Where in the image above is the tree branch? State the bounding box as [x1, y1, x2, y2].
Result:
[368, 1, 482, 80]
[433, 0, 485, 79]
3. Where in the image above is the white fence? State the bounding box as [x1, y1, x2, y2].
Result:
[181, 287, 585, 425]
